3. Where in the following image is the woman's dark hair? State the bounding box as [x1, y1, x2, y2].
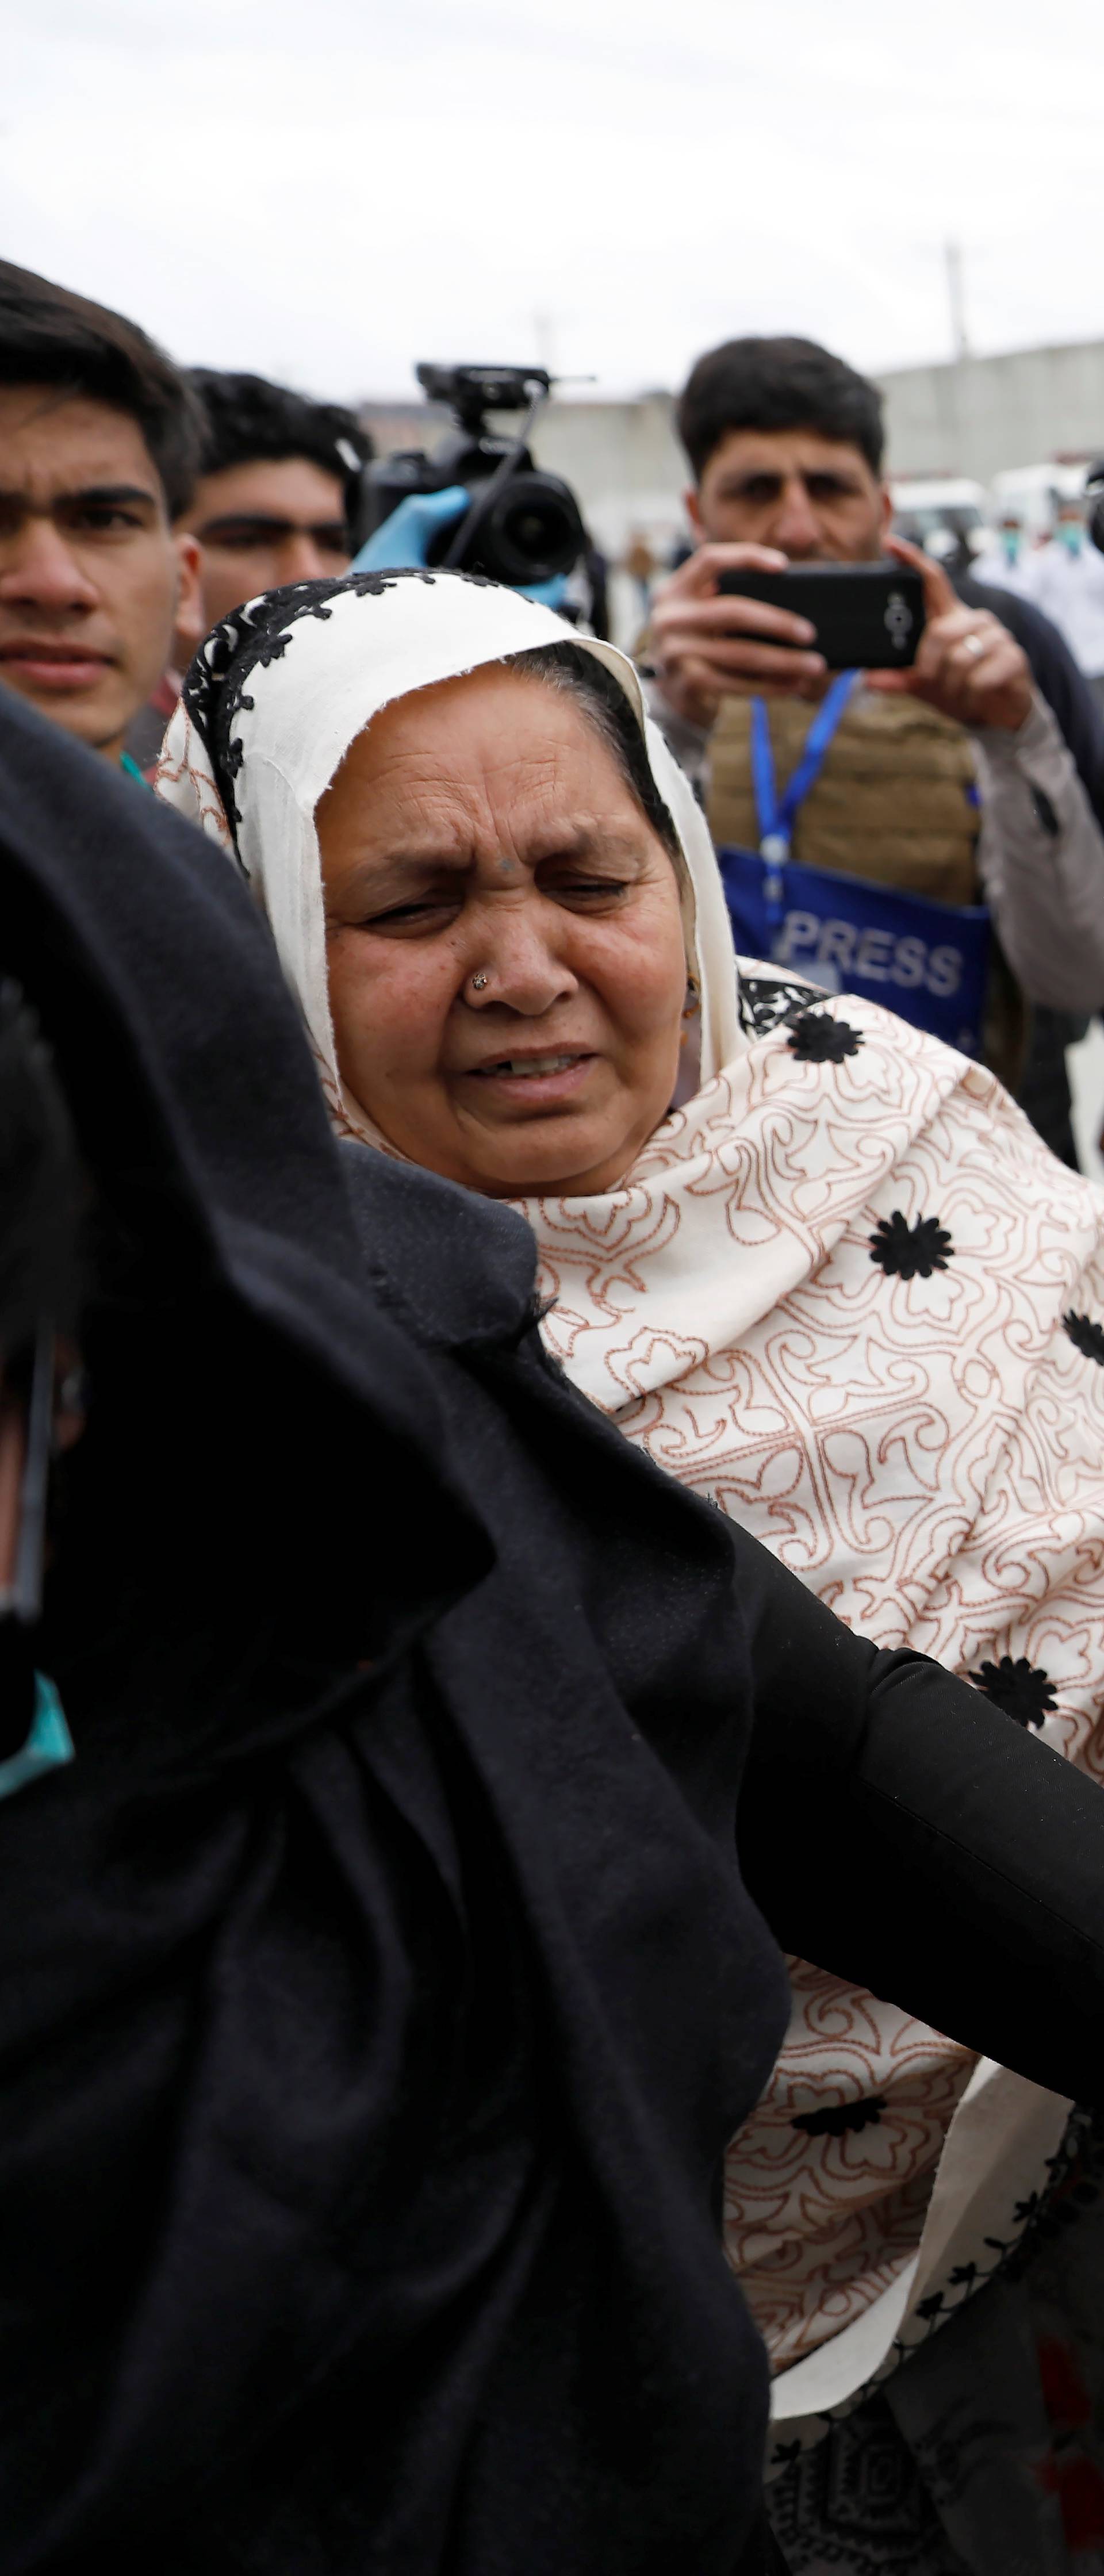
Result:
[503, 641, 683, 867]
[676, 335, 885, 482]
[187, 370, 374, 522]
[0, 260, 204, 519]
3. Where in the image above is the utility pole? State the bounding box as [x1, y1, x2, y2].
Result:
[945, 240, 970, 365]
[532, 309, 558, 378]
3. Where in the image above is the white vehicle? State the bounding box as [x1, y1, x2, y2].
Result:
[889, 476, 988, 564]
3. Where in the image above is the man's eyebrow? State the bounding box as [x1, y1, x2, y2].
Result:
[195, 512, 289, 539]
[715, 465, 861, 493]
[197, 512, 348, 537]
[0, 481, 160, 509]
[62, 483, 160, 507]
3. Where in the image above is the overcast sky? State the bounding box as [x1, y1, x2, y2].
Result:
[4, 0, 1103, 406]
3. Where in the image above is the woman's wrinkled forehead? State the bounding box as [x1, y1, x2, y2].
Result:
[191, 572, 610, 831]
[317, 662, 678, 891]
[155, 566, 743, 1084]
[328, 645, 649, 782]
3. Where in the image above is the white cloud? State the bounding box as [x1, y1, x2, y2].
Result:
[3, 0, 1103, 401]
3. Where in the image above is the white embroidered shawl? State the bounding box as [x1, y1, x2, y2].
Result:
[515, 989, 1104, 2440]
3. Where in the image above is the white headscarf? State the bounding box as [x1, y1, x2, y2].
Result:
[155, 568, 742, 1131]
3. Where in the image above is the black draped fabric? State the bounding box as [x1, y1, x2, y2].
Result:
[0, 693, 793, 2574]
[3, 693, 1104, 2574]
[957, 573, 1104, 823]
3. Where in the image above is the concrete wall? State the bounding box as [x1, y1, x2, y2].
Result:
[876, 340, 1104, 484]
[525, 396, 685, 546]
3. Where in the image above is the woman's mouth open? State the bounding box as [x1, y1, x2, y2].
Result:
[461, 1049, 596, 1107]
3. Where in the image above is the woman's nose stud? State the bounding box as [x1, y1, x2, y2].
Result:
[470, 973, 489, 992]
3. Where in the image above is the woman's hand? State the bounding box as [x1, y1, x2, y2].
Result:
[647, 542, 827, 731]
[868, 535, 1034, 733]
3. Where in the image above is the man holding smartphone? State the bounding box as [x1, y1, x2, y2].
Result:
[643, 335, 1104, 1141]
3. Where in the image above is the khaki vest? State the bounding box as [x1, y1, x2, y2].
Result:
[707, 689, 980, 906]
[707, 690, 1026, 1088]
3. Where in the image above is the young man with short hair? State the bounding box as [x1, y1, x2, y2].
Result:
[0, 263, 204, 775]
[644, 335, 1104, 1147]
[179, 370, 371, 633]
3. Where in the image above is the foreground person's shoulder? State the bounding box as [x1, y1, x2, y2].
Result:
[338, 1141, 539, 1349]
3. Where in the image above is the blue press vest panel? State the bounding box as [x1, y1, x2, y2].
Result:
[717, 845, 990, 1057]
[724, 684, 990, 1058]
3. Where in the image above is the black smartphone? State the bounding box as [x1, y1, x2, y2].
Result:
[715, 561, 926, 670]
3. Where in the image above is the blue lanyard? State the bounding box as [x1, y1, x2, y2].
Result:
[750, 670, 860, 860]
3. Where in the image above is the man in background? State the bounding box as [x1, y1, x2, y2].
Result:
[179, 370, 371, 632]
[1026, 494, 1104, 710]
[971, 511, 1033, 595]
[122, 371, 374, 770]
[643, 334, 1104, 1158]
[0, 262, 203, 777]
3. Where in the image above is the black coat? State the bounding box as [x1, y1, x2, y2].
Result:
[958, 569, 1104, 823]
[0, 696, 788, 2576]
[1, 693, 1103, 2576]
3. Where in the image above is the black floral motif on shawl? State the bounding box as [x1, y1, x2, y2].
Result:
[792, 2095, 885, 2138]
[869, 1210, 954, 1281]
[1064, 1309, 1104, 1367]
[179, 567, 498, 842]
[737, 973, 829, 1037]
[969, 1655, 1057, 1728]
[786, 1011, 864, 1064]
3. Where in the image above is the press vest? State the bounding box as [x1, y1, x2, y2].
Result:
[707, 689, 981, 904]
[706, 688, 1028, 1087]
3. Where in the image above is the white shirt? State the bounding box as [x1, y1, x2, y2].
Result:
[1025, 538, 1104, 677]
[971, 545, 1035, 597]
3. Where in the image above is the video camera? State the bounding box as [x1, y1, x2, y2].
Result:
[358, 363, 587, 588]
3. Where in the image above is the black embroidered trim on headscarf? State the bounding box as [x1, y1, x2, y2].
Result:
[737, 975, 831, 1038]
[180, 569, 498, 842]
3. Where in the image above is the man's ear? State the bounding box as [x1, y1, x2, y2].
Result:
[172, 532, 205, 670]
[878, 482, 894, 544]
[685, 485, 706, 540]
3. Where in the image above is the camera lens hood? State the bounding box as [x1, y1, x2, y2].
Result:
[477, 470, 585, 585]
